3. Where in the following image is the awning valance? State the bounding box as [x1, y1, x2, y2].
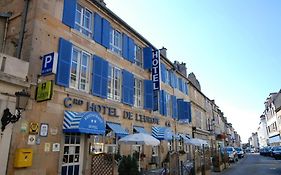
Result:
[63, 111, 105, 135]
[133, 126, 148, 134]
[106, 122, 129, 138]
[152, 126, 173, 141]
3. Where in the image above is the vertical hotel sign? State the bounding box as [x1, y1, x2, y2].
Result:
[152, 50, 160, 111]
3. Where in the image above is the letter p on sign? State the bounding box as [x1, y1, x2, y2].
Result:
[41, 52, 58, 76]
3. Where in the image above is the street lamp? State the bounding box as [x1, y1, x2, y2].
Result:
[1, 90, 30, 131]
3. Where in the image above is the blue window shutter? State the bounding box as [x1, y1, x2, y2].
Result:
[170, 72, 175, 88]
[159, 90, 164, 115]
[128, 37, 135, 63]
[92, 55, 108, 98]
[144, 80, 153, 110]
[161, 63, 166, 82]
[159, 90, 167, 116]
[56, 38, 72, 87]
[177, 99, 184, 120]
[122, 70, 134, 106]
[122, 34, 129, 60]
[102, 18, 110, 48]
[174, 74, 178, 88]
[172, 95, 177, 119]
[143, 47, 152, 69]
[163, 91, 167, 116]
[187, 102, 192, 123]
[62, 0, 76, 28]
[94, 13, 102, 44]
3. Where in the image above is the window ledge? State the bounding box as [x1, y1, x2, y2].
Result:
[71, 29, 95, 45]
[65, 87, 91, 98]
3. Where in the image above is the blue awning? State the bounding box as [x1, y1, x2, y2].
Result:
[106, 122, 129, 138]
[63, 111, 105, 135]
[133, 126, 148, 134]
[152, 126, 173, 141]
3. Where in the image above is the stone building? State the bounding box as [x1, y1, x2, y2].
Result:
[0, 0, 194, 174]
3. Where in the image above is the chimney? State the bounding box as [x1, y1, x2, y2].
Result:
[160, 47, 167, 58]
[173, 61, 187, 77]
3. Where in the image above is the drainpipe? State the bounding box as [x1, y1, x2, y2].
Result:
[16, 0, 29, 59]
[0, 12, 12, 53]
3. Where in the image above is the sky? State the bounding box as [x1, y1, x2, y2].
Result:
[106, 0, 281, 143]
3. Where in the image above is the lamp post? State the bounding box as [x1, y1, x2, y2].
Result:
[1, 90, 30, 131]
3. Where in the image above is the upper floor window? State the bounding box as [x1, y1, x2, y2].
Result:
[70, 47, 91, 92]
[134, 45, 143, 68]
[110, 29, 122, 55]
[166, 93, 172, 117]
[107, 64, 122, 101]
[134, 78, 143, 108]
[75, 4, 93, 37]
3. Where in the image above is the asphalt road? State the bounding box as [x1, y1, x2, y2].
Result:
[211, 153, 281, 175]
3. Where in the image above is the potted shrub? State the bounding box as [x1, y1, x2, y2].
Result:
[118, 155, 140, 175]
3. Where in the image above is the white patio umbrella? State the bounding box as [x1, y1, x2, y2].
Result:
[119, 133, 160, 146]
[118, 133, 160, 171]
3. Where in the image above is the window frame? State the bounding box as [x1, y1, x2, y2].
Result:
[74, 4, 93, 37]
[134, 77, 143, 108]
[109, 28, 122, 56]
[107, 64, 122, 101]
[134, 44, 143, 68]
[70, 46, 91, 92]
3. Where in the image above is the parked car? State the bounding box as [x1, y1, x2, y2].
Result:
[260, 147, 271, 156]
[223, 147, 238, 162]
[269, 146, 279, 157]
[272, 146, 281, 159]
[235, 147, 244, 158]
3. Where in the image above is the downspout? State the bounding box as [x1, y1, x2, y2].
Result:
[16, 0, 29, 59]
[1, 12, 12, 53]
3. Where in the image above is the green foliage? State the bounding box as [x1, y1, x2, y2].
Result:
[118, 155, 140, 175]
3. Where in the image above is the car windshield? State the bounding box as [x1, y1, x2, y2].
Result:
[275, 147, 281, 151]
[235, 148, 242, 151]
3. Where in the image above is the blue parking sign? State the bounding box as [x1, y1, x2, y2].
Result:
[41, 52, 58, 75]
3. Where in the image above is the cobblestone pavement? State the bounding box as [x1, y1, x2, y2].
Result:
[211, 153, 281, 175]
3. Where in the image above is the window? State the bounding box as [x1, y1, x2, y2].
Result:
[134, 45, 143, 68]
[70, 47, 90, 92]
[107, 64, 122, 101]
[178, 139, 183, 151]
[134, 78, 143, 108]
[166, 93, 172, 117]
[75, 4, 93, 37]
[110, 28, 122, 55]
[62, 133, 83, 175]
[168, 140, 174, 151]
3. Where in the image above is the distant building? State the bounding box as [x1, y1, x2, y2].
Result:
[257, 114, 269, 147]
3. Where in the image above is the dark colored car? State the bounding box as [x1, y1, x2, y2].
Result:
[270, 146, 279, 157]
[272, 147, 281, 159]
[235, 147, 244, 158]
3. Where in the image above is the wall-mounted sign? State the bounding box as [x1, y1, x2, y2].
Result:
[29, 122, 39, 134]
[63, 97, 159, 124]
[52, 143, 60, 152]
[36, 81, 53, 102]
[44, 143, 51, 152]
[152, 50, 160, 90]
[39, 123, 49, 137]
[27, 135, 36, 145]
[41, 52, 58, 75]
[50, 128, 58, 135]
